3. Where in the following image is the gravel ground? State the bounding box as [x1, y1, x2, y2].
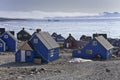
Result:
[0, 52, 120, 80]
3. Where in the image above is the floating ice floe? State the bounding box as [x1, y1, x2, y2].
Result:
[68, 58, 92, 63]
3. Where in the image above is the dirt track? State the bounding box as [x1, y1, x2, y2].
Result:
[0, 52, 120, 80]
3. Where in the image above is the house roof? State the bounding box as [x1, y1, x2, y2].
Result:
[1, 31, 17, 41]
[17, 29, 31, 36]
[51, 32, 58, 37]
[20, 42, 32, 50]
[35, 32, 59, 49]
[65, 34, 76, 42]
[95, 36, 114, 50]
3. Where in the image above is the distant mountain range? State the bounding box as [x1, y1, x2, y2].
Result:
[0, 12, 120, 22]
[0, 17, 28, 21]
[48, 12, 120, 19]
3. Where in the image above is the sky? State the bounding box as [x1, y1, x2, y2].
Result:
[0, 0, 120, 18]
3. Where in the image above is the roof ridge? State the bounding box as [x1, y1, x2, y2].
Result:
[39, 32, 53, 49]
[20, 42, 32, 50]
[3, 31, 17, 41]
[95, 36, 113, 50]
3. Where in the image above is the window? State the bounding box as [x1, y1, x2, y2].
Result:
[78, 50, 81, 54]
[108, 49, 113, 54]
[6, 46, 8, 50]
[0, 43, 2, 47]
[50, 49, 54, 57]
[18, 34, 22, 38]
[93, 41, 97, 46]
[26, 51, 31, 56]
[4, 35, 8, 39]
[24, 34, 28, 37]
[86, 50, 92, 54]
[57, 38, 64, 41]
[34, 39, 38, 44]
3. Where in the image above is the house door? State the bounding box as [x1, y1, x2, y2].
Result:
[21, 50, 25, 62]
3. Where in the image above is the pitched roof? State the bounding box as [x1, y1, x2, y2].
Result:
[20, 42, 32, 50]
[17, 29, 31, 36]
[95, 36, 114, 50]
[66, 34, 76, 41]
[35, 32, 59, 49]
[1, 31, 17, 41]
[0, 38, 5, 44]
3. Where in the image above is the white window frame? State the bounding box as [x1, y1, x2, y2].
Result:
[34, 39, 38, 44]
[4, 35, 8, 39]
[86, 50, 92, 54]
[26, 51, 31, 56]
[24, 34, 28, 37]
[0, 43, 2, 47]
[78, 50, 81, 54]
[50, 49, 54, 57]
[18, 34, 22, 38]
[93, 41, 97, 46]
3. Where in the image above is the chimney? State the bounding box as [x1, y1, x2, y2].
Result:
[69, 33, 71, 36]
[36, 29, 41, 33]
[22, 28, 25, 30]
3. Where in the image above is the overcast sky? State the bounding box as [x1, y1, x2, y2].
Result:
[0, 0, 120, 18]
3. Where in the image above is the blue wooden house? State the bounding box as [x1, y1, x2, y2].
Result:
[0, 39, 6, 52]
[72, 36, 114, 60]
[1, 31, 17, 52]
[55, 34, 65, 48]
[15, 42, 35, 62]
[55, 34, 65, 42]
[29, 31, 60, 63]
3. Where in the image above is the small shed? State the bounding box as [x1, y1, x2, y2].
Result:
[72, 36, 114, 60]
[17, 28, 31, 41]
[15, 42, 34, 62]
[64, 34, 77, 49]
[1, 31, 17, 52]
[29, 31, 59, 63]
[0, 39, 6, 52]
[0, 28, 5, 36]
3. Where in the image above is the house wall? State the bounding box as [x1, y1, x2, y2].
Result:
[48, 48, 59, 61]
[73, 39, 109, 60]
[15, 50, 21, 62]
[106, 49, 113, 59]
[15, 50, 34, 62]
[64, 40, 77, 49]
[1, 33, 17, 51]
[0, 41, 5, 52]
[25, 50, 34, 62]
[29, 35, 49, 63]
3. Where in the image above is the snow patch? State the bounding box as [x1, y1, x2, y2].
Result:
[69, 58, 92, 63]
